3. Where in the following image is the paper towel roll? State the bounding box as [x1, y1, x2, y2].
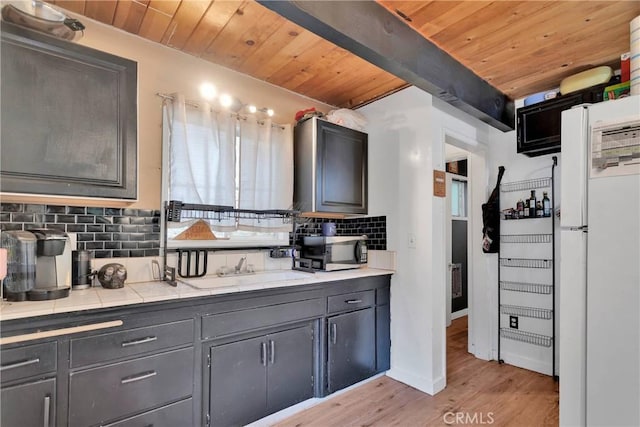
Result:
[631, 15, 640, 95]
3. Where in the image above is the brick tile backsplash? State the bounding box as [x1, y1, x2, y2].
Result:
[2, 203, 387, 257]
[1, 203, 161, 259]
[293, 216, 387, 250]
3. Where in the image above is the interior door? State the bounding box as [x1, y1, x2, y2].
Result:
[266, 324, 314, 414]
[327, 308, 375, 393]
[209, 336, 267, 427]
[450, 176, 469, 315]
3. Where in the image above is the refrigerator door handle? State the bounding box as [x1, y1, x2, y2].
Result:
[561, 226, 588, 232]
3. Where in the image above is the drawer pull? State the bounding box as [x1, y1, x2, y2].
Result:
[345, 299, 363, 304]
[43, 395, 51, 427]
[121, 370, 157, 384]
[0, 357, 40, 372]
[121, 336, 158, 348]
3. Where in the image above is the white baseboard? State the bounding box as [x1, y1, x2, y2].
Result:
[451, 308, 468, 320]
[500, 351, 553, 376]
[386, 367, 438, 395]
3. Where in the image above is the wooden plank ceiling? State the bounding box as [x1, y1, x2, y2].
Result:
[49, 1, 639, 109]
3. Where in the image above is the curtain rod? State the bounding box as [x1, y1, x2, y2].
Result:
[156, 92, 286, 130]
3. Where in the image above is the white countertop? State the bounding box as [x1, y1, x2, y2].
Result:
[0, 268, 393, 321]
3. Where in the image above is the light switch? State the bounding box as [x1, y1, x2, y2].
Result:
[408, 233, 416, 249]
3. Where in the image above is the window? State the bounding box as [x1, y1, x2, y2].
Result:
[451, 179, 467, 218]
[162, 97, 293, 247]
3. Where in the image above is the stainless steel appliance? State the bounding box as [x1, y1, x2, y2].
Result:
[1, 231, 37, 301]
[27, 229, 71, 300]
[298, 235, 367, 271]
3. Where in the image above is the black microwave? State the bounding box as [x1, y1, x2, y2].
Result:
[516, 83, 609, 157]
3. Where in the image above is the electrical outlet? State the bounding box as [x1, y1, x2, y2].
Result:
[509, 315, 519, 329]
[269, 248, 293, 258]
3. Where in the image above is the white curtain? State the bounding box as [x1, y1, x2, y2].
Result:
[165, 94, 236, 231]
[238, 119, 293, 231]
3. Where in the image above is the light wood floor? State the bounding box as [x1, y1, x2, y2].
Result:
[274, 316, 558, 426]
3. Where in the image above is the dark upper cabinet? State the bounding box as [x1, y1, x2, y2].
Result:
[0, 23, 137, 199]
[294, 117, 368, 214]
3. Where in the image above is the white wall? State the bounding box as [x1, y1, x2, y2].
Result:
[360, 87, 497, 394]
[486, 127, 561, 376]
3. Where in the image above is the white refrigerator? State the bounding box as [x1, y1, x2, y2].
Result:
[560, 96, 640, 426]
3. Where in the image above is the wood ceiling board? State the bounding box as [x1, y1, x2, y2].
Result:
[113, 0, 148, 34]
[83, 1, 117, 25]
[161, 0, 211, 49]
[182, 1, 245, 57]
[199, 1, 284, 69]
[52, 0, 85, 15]
[236, 21, 315, 78]
[332, 75, 408, 109]
[384, 1, 489, 37]
[210, 3, 286, 70]
[148, 0, 181, 16]
[259, 0, 513, 131]
[137, 7, 173, 42]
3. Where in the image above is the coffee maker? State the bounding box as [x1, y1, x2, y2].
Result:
[27, 229, 71, 300]
[1, 231, 37, 301]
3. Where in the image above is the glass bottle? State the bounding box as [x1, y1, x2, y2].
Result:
[529, 190, 537, 218]
[543, 191, 551, 217]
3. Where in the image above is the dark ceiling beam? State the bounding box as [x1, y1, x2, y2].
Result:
[258, 0, 514, 132]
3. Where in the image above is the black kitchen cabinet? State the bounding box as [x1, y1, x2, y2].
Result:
[327, 308, 376, 393]
[208, 324, 314, 427]
[294, 117, 368, 214]
[0, 23, 137, 200]
[376, 304, 391, 372]
[0, 274, 391, 427]
[1, 378, 56, 427]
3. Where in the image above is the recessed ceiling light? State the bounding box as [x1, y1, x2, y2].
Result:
[220, 94, 233, 108]
[248, 105, 257, 113]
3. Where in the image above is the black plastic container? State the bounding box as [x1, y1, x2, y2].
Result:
[72, 250, 92, 289]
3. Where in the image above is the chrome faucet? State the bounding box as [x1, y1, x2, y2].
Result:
[235, 256, 246, 274]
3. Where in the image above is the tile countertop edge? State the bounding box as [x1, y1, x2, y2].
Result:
[0, 268, 394, 322]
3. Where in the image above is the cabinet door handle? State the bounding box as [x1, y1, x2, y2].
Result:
[260, 342, 267, 366]
[331, 323, 337, 345]
[269, 340, 275, 365]
[43, 395, 50, 427]
[0, 357, 40, 371]
[121, 370, 157, 384]
[121, 336, 158, 347]
[345, 299, 362, 304]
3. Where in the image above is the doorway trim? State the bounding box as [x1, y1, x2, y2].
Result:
[441, 128, 490, 366]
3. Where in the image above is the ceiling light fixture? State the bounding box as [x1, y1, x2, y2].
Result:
[199, 82, 217, 100]
[247, 105, 257, 113]
[219, 94, 233, 108]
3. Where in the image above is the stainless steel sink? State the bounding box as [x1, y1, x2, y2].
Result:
[180, 270, 313, 290]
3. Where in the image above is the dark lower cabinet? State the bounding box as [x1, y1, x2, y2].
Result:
[376, 304, 391, 372]
[209, 323, 314, 427]
[327, 308, 376, 393]
[104, 399, 193, 427]
[1, 378, 56, 427]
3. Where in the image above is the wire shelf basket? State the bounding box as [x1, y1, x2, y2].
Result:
[501, 304, 553, 319]
[500, 328, 552, 347]
[501, 177, 552, 193]
[166, 200, 299, 223]
[500, 234, 552, 244]
[500, 258, 553, 269]
[500, 281, 553, 294]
